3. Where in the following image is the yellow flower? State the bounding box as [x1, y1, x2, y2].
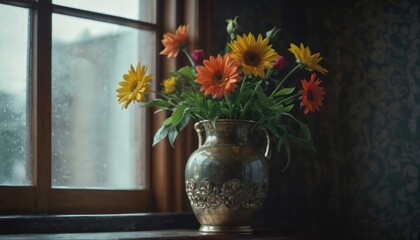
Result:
[288, 43, 328, 74]
[228, 33, 279, 78]
[116, 63, 152, 109]
[162, 76, 178, 94]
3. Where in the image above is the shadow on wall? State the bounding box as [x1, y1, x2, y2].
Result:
[210, 0, 420, 239]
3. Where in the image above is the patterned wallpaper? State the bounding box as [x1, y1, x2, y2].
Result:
[210, 0, 420, 239]
[324, 1, 420, 238]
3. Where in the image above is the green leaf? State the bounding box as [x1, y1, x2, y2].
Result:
[289, 136, 315, 151]
[282, 104, 294, 113]
[180, 91, 195, 101]
[210, 118, 217, 129]
[274, 87, 295, 97]
[154, 108, 166, 114]
[257, 91, 269, 106]
[142, 99, 171, 109]
[168, 127, 178, 147]
[272, 104, 294, 113]
[153, 125, 170, 146]
[177, 114, 191, 132]
[172, 105, 187, 127]
[241, 89, 256, 97]
[300, 123, 312, 141]
[207, 100, 216, 119]
[220, 108, 231, 117]
[175, 66, 195, 81]
[163, 116, 173, 126]
[281, 112, 301, 124]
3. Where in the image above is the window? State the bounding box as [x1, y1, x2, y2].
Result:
[0, 0, 159, 213]
[51, 11, 153, 190]
[0, 0, 208, 214]
[0, 3, 31, 186]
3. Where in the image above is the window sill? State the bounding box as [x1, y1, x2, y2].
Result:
[0, 229, 311, 239]
[0, 213, 198, 234]
[0, 213, 312, 239]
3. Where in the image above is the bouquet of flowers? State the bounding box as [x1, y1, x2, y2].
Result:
[116, 17, 327, 169]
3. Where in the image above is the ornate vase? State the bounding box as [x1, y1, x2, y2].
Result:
[185, 119, 270, 233]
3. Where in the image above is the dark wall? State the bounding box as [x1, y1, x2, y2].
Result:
[210, 0, 420, 239]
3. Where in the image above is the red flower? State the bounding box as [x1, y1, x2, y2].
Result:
[300, 73, 325, 114]
[273, 56, 287, 71]
[192, 49, 206, 65]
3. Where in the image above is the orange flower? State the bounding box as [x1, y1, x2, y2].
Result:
[195, 54, 242, 99]
[159, 25, 189, 58]
[300, 73, 325, 114]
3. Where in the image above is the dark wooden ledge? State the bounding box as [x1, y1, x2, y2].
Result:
[0, 213, 198, 234]
[0, 229, 311, 240]
[0, 213, 312, 239]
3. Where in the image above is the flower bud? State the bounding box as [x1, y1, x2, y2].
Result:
[266, 27, 281, 40]
[273, 56, 287, 72]
[162, 76, 178, 94]
[192, 49, 206, 65]
[226, 16, 239, 35]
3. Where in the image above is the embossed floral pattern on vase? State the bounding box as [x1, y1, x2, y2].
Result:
[186, 178, 268, 209]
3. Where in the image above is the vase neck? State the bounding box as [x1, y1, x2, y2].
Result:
[200, 120, 255, 145]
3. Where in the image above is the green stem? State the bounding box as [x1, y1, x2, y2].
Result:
[180, 47, 200, 103]
[239, 75, 247, 95]
[269, 63, 302, 97]
[151, 90, 170, 100]
[265, 68, 273, 79]
[181, 47, 196, 69]
[150, 90, 177, 107]
[272, 93, 300, 108]
[181, 49, 200, 103]
[224, 95, 233, 118]
[240, 80, 261, 119]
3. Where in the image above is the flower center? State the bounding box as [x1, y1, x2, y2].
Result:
[306, 90, 313, 102]
[244, 52, 261, 67]
[130, 81, 138, 91]
[213, 73, 226, 83]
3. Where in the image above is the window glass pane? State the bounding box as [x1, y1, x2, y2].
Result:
[53, 0, 156, 23]
[52, 14, 155, 189]
[0, 4, 31, 186]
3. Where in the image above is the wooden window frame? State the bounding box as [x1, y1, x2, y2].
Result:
[0, 0, 211, 214]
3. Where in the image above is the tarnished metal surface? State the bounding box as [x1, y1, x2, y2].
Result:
[185, 120, 270, 233]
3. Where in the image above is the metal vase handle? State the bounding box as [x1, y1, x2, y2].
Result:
[194, 122, 205, 147]
[262, 128, 272, 160]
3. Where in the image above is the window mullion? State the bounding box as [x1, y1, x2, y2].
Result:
[52, 4, 158, 31]
[33, 0, 52, 213]
[0, 0, 34, 8]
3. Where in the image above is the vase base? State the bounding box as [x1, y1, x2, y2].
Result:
[199, 225, 253, 233]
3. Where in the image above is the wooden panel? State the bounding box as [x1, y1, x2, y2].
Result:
[48, 189, 151, 213]
[150, 112, 171, 212]
[150, 0, 176, 213]
[0, 186, 36, 213]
